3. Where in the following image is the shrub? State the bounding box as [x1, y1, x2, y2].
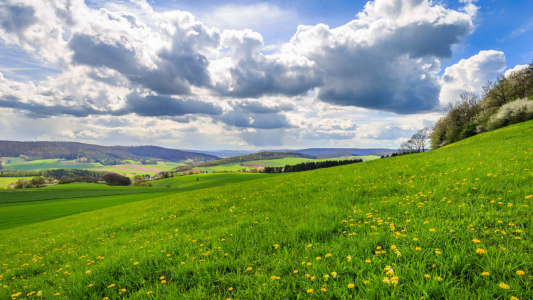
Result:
[487, 98, 533, 130]
[102, 173, 131, 186]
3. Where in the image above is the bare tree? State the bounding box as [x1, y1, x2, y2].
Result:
[399, 128, 431, 154]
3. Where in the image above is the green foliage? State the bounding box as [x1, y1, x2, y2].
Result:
[0, 121, 531, 299]
[103, 173, 131, 186]
[486, 98, 533, 130]
[431, 62, 533, 148]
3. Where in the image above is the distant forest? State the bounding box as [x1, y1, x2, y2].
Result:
[262, 158, 363, 173]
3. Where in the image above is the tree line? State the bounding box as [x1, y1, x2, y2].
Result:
[261, 159, 363, 173]
[431, 62, 533, 148]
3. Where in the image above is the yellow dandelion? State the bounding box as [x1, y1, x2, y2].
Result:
[499, 282, 510, 289]
[133, 262, 139, 265]
[365, 259, 371, 263]
[348, 283, 355, 289]
[161, 280, 166, 284]
[516, 270, 525, 276]
[321, 288, 327, 292]
[316, 256, 321, 261]
[363, 280, 369, 285]
[424, 274, 430, 278]
[273, 244, 279, 250]
[331, 272, 337, 278]
[107, 284, 115, 289]
[325, 253, 332, 258]
[415, 247, 421, 251]
[246, 267, 253, 272]
[429, 228, 436, 232]
[434, 276, 443, 281]
[228, 287, 233, 291]
[476, 248, 486, 254]
[435, 250, 442, 255]
[481, 271, 490, 276]
[293, 270, 298, 274]
[472, 239, 481, 243]
[306, 288, 313, 294]
[510, 296, 519, 300]
[413, 237, 419, 241]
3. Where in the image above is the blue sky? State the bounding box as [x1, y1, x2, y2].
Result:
[0, 0, 531, 150]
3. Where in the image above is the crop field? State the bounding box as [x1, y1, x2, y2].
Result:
[1, 158, 103, 171]
[0, 177, 32, 189]
[0, 121, 532, 299]
[198, 156, 380, 172]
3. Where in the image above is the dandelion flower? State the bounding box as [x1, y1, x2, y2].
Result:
[133, 262, 139, 265]
[306, 289, 313, 294]
[481, 271, 490, 276]
[472, 239, 481, 243]
[424, 274, 430, 278]
[331, 272, 337, 278]
[516, 270, 525, 276]
[510, 297, 519, 300]
[246, 267, 253, 272]
[365, 259, 371, 263]
[429, 228, 436, 232]
[499, 282, 510, 289]
[293, 270, 298, 274]
[415, 247, 421, 251]
[325, 253, 332, 258]
[107, 284, 115, 289]
[475, 248, 486, 254]
[316, 256, 321, 261]
[321, 288, 327, 292]
[228, 287, 233, 291]
[348, 283, 355, 288]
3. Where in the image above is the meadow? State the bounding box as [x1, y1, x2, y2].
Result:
[0, 121, 532, 299]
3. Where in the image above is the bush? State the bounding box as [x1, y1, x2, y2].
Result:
[487, 98, 533, 130]
[102, 173, 131, 186]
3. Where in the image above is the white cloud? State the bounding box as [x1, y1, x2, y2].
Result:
[439, 50, 506, 106]
[504, 64, 529, 78]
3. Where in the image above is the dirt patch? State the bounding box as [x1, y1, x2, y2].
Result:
[111, 164, 164, 173]
[243, 163, 265, 168]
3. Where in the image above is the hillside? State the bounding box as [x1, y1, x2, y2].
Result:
[0, 121, 531, 298]
[0, 141, 219, 164]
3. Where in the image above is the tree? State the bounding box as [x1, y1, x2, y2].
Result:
[410, 128, 431, 152]
[132, 175, 151, 186]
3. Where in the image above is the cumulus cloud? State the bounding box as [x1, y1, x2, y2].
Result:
[504, 64, 529, 78]
[439, 50, 506, 106]
[282, 0, 475, 113]
[220, 100, 294, 129]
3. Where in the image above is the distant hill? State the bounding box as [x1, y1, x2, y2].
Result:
[0, 141, 219, 164]
[290, 148, 395, 157]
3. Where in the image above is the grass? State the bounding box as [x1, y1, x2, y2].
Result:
[3, 159, 102, 171]
[0, 121, 532, 299]
[0, 177, 32, 189]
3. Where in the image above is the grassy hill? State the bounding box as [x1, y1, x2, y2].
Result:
[0, 141, 219, 164]
[0, 121, 532, 299]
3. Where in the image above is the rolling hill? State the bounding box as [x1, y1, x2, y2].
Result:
[0, 141, 219, 164]
[0, 121, 531, 299]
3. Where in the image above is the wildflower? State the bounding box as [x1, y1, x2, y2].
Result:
[88, 284, 93, 287]
[346, 255, 352, 262]
[413, 237, 419, 241]
[390, 276, 399, 285]
[147, 291, 153, 295]
[133, 262, 139, 265]
[424, 274, 430, 278]
[161, 280, 167, 284]
[390, 245, 397, 250]
[331, 272, 337, 278]
[273, 244, 279, 250]
[293, 270, 298, 274]
[246, 267, 253, 272]
[321, 288, 327, 292]
[510, 297, 519, 300]
[228, 287, 233, 291]
[481, 271, 490, 276]
[306, 289, 313, 294]
[348, 283, 355, 288]
[429, 228, 436, 232]
[516, 270, 525, 276]
[316, 256, 321, 261]
[435, 250, 442, 255]
[415, 247, 421, 251]
[85, 270, 91, 274]
[363, 280, 369, 285]
[365, 259, 371, 263]
[307, 244, 313, 248]
[271, 276, 280, 280]
[108, 284, 115, 288]
[160, 276, 165, 280]
[311, 276, 316, 281]
[499, 282, 510, 289]
[382, 277, 391, 285]
[434, 276, 443, 281]
[476, 248, 486, 254]
[325, 253, 332, 258]
[472, 239, 481, 243]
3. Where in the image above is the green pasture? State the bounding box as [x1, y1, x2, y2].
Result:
[0, 121, 532, 299]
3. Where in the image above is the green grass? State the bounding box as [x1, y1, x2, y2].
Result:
[151, 173, 281, 190]
[0, 177, 32, 189]
[0, 121, 532, 299]
[3, 159, 102, 171]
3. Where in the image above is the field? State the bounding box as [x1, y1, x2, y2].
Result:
[1, 158, 103, 171]
[0, 177, 32, 189]
[0, 121, 532, 299]
[198, 155, 380, 172]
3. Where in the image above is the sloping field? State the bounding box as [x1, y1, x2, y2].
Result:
[0, 121, 531, 299]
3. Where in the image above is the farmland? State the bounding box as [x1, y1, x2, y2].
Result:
[0, 121, 532, 299]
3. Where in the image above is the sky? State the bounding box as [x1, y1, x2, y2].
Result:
[0, 0, 532, 150]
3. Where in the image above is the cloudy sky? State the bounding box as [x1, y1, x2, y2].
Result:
[0, 0, 531, 150]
